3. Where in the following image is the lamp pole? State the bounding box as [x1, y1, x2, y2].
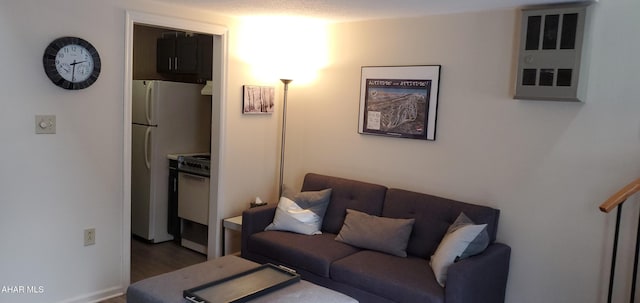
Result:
[279, 79, 292, 197]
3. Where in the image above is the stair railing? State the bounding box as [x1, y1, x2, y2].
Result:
[600, 178, 640, 303]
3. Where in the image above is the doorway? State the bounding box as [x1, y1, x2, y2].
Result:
[123, 11, 228, 289]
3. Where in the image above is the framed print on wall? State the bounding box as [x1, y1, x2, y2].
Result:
[243, 85, 275, 114]
[358, 65, 441, 140]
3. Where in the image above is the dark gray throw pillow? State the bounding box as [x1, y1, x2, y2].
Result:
[335, 209, 415, 257]
[265, 185, 332, 235]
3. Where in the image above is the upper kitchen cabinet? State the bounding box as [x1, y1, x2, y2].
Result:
[156, 32, 212, 82]
[157, 35, 197, 74]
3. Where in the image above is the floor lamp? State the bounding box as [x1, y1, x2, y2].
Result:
[279, 79, 292, 197]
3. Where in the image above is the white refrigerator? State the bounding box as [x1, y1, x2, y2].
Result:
[131, 80, 211, 243]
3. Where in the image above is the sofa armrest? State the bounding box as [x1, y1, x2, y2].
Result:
[445, 243, 511, 303]
[241, 204, 277, 258]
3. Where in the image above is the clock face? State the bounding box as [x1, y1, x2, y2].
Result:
[55, 44, 94, 83]
[43, 37, 101, 90]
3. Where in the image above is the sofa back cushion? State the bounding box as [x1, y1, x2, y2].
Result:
[382, 188, 500, 258]
[301, 173, 388, 234]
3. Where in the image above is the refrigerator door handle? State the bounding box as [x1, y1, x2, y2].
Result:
[145, 82, 153, 125]
[144, 127, 152, 169]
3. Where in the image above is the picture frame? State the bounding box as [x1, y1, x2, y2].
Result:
[358, 65, 441, 140]
[243, 85, 275, 114]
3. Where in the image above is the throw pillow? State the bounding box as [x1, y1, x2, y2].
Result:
[430, 212, 490, 286]
[335, 209, 415, 257]
[264, 185, 332, 235]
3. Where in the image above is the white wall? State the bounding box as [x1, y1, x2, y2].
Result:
[0, 0, 279, 302]
[283, 1, 640, 302]
[1, 0, 638, 302]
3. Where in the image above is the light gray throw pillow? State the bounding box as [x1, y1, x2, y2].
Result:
[265, 185, 332, 235]
[335, 209, 415, 257]
[430, 212, 490, 286]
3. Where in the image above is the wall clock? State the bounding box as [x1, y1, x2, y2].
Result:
[43, 36, 101, 90]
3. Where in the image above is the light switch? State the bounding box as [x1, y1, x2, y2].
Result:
[35, 115, 56, 134]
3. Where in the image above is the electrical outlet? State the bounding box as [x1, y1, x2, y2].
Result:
[84, 228, 95, 246]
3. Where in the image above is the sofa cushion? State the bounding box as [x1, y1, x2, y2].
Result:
[265, 185, 332, 235]
[336, 209, 415, 257]
[331, 250, 444, 303]
[382, 188, 500, 258]
[301, 173, 388, 234]
[247, 231, 360, 277]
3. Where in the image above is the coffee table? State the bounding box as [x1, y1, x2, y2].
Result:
[127, 255, 358, 303]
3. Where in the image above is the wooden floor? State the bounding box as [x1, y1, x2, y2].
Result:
[100, 237, 206, 303]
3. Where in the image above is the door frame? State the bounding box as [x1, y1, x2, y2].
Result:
[123, 10, 228, 288]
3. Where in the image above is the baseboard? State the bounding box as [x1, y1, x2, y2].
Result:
[58, 286, 124, 303]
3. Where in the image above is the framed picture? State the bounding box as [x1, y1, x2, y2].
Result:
[243, 85, 275, 114]
[358, 65, 441, 140]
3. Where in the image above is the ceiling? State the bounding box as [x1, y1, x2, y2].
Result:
[151, 0, 588, 22]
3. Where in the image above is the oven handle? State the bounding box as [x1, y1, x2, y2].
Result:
[181, 173, 207, 181]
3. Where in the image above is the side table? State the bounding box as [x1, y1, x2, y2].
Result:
[221, 215, 242, 256]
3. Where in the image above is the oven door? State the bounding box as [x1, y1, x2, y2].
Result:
[177, 172, 210, 226]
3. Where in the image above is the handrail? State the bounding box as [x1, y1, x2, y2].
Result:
[599, 177, 640, 213]
[600, 177, 640, 303]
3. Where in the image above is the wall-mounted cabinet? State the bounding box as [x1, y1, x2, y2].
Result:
[157, 36, 198, 74]
[156, 32, 212, 82]
[514, 3, 592, 102]
[133, 25, 213, 84]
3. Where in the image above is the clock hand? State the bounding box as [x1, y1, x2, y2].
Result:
[71, 60, 76, 82]
[70, 60, 87, 82]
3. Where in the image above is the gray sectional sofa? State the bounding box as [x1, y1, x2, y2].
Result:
[241, 173, 511, 303]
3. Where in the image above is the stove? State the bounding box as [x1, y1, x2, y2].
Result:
[177, 154, 211, 176]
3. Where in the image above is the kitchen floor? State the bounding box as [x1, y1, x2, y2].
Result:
[100, 237, 206, 303]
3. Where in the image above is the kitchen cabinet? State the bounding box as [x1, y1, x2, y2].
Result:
[157, 36, 197, 74]
[156, 34, 212, 81]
